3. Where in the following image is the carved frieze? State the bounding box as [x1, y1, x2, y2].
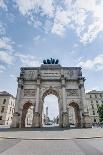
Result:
[27, 71, 36, 79]
[67, 70, 74, 77]
[66, 89, 79, 96]
[24, 89, 35, 96]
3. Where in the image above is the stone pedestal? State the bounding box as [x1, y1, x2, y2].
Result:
[59, 115, 63, 127]
[83, 113, 92, 128]
[11, 112, 20, 128]
[62, 112, 69, 127]
[32, 112, 40, 127]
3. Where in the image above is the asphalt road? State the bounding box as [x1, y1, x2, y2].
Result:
[0, 138, 103, 155]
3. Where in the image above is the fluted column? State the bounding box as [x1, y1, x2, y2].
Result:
[11, 78, 23, 128]
[15, 81, 23, 112]
[62, 78, 66, 112]
[79, 78, 92, 127]
[32, 77, 41, 127]
[61, 76, 69, 127]
[35, 85, 40, 113]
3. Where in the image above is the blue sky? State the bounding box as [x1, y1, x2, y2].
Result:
[0, 0, 103, 98]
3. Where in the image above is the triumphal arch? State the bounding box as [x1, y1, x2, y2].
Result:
[12, 59, 91, 128]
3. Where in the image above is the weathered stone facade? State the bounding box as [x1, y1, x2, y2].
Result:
[0, 91, 15, 126]
[86, 90, 103, 124]
[12, 64, 92, 128]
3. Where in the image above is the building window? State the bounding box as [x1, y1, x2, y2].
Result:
[91, 100, 93, 103]
[3, 99, 6, 104]
[95, 95, 97, 98]
[96, 100, 98, 103]
[94, 118, 96, 122]
[0, 116, 2, 120]
[97, 104, 99, 108]
[102, 101, 103, 104]
[12, 109, 14, 114]
[91, 104, 94, 109]
[100, 94, 102, 98]
[1, 107, 4, 113]
[90, 95, 92, 98]
[93, 111, 95, 115]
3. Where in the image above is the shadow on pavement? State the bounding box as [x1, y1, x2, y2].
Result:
[0, 126, 81, 132]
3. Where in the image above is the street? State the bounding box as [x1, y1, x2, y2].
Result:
[0, 138, 103, 155]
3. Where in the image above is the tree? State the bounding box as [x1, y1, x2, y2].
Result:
[97, 104, 103, 122]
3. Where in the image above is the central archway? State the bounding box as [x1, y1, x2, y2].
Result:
[41, 88, 61, 127]
[42, 94, 59, 127]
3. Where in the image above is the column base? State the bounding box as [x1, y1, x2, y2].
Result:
[62, 112, 69, 127]
[32, 112, 40, 127]
[11, 112, 20, 128]
[83, 113, 92, 128]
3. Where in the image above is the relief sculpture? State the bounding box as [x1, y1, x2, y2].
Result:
[67, 89, 79, 96]
[24, 89, 35, 96]
[28, 71, 35, 79]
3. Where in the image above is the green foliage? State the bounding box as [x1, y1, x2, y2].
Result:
[97, 104, 103, 122]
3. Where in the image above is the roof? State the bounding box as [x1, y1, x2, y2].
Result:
[0, 91, 15, 98]
[86, 90, 103, 94]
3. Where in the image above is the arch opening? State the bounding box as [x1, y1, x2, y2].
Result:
[68, 102, 81, 128]
[21, 102, 33, 128]
[42, 94, 59, 127]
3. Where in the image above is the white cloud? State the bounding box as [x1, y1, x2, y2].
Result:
[10, 74, 16, 80]
[0, 51, 14, 64]
[0, 22, 6, 35]
[0, 37, 14, 51]
[65, 0, 103, 44]
[0, 64, 6, 73]
[33, 35, 46, 44]
[14, 0, 103, 44]
[33, 35, 41, 42]
[73, 43, 79, 48]
[52, 7, 72, 36]
[0, 0, 7, 10]
[85, 87, 103, 93]
[15, 53, 40, 67]
[15, 0, 55, 17]
[78, 54, 103, 70]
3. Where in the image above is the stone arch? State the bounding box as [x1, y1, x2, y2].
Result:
[21, 101, 33, 128]
[40, 87, 62, 127]
[68, 102, 81, 127]
[42, 88, 59, 102]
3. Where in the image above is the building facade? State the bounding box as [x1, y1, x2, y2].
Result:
[12, 60, 91, 128]
[86, 90, 103, 124]
[0, 91, 15, 125]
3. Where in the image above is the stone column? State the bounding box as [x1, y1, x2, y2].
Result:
[11, 78, 23, 128]
[61, 76, 69, 127]
[32, 78, 40, 127]
[79, 78, 92, 128]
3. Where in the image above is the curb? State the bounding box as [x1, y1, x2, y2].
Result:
[0, 136, 103, 140]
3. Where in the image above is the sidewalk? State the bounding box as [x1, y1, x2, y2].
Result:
[0, 127, 103, 140]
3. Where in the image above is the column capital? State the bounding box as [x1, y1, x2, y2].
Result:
[36, 79, 40, 86]
[61, 78, 66, 87]
[79, 84, 84, 89]
[18, 77, 24, 88]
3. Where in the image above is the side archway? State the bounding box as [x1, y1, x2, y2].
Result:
[21, 101, 33, 128]
[68, 102, 81, 127]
